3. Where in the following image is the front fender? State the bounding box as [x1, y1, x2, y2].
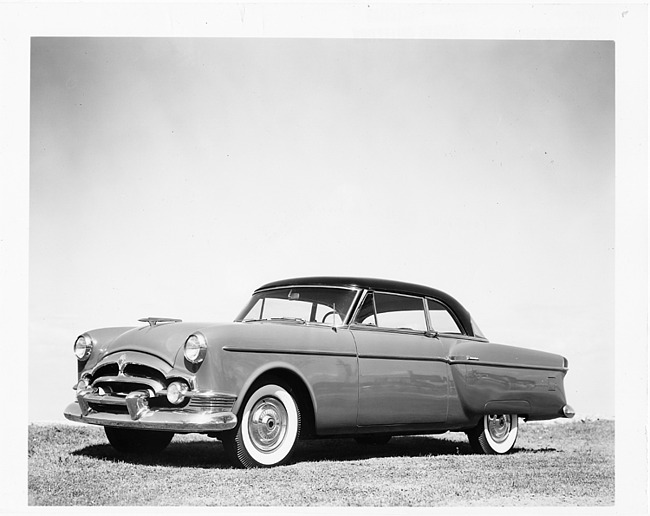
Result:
[195, 322, 359, 434]
[230, 360, 318, 415]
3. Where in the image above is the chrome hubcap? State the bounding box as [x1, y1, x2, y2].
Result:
[248, 397, 288, 453]
[486, 414, 511, 443]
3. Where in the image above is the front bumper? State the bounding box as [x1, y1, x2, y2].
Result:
[64, 389, 238, 433]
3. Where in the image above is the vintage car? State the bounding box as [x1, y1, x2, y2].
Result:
[64, 276, 574, 467]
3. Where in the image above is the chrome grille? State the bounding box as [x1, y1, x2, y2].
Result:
[94, 379, 157, 395]
[85, 360, 236, 414]
[90, 361, 167, 397]
[91, 375, 165, 398]
[93, 363, 118, 378]
[123, 364, 166, 383]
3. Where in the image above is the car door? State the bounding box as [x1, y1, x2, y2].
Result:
[350, 291, 449, 426]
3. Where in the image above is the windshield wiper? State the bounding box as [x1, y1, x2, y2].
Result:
[243, 317, 306, 325]
[269, 317, 306, 324]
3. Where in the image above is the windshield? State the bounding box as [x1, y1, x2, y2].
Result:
[235, 286, 360, 326]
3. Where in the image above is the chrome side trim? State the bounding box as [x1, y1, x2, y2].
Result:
[349, 323, 428, 337]
[221, 346, 565, 371]
[358, 354, 449, 363]
[449, 355, 480, 361]
[188, 392, 237, 412]
[448, 357, 568, 372]
[222, 346, 357, 358]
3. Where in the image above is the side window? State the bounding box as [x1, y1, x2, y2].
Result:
[427, 299, 462, 334]
[470, 316, 486, 339]
[353, 292, 377, 326]
[374, 292, 427, 332]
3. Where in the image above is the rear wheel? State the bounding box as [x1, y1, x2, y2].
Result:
[104, 427, 174, 454]
[466, 414, 518, 454]
[223, 381, 301, 468]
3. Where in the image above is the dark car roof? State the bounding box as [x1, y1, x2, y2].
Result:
[256, 276, 474, 335]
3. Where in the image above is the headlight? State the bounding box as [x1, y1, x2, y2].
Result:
[184, 333, 207, 364]
[74, 334, 93, 361]
[167, 381, 189, 405]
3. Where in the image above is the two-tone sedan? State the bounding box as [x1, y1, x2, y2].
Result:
[64, 277, 574, 467]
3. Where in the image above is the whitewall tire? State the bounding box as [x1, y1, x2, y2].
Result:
[467, 414, 518, 454]
[223, 381, 301, 468]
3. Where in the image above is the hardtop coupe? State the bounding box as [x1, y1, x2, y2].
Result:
[64, 276, 574, 467]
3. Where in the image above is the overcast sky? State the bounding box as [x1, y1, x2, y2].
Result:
[28, 37, 615, 422]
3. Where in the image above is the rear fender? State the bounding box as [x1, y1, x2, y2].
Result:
[448, 339, 569, 420]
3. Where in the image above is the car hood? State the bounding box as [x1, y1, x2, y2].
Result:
[101, 322, 224, 367]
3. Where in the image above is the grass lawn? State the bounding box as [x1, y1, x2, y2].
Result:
[28, 419, 614, 506]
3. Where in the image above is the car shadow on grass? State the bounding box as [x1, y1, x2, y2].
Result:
[72, 440, 233, 468]
[294, 436, 558, 462]
[71, 434, 558, 469]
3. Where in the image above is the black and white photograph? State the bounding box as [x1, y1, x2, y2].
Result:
[0, 2, 647, 513]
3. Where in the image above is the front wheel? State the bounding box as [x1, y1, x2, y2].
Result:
[466, 414, 518, 454]
[104, 427, 174, 454]
[223, 382, 302, 468]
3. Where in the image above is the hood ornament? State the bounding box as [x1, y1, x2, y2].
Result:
[138, 317, 182, 327]
[117, 354, 127, 375]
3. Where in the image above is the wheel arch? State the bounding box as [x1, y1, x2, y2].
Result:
[233, 362, 317, 439]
